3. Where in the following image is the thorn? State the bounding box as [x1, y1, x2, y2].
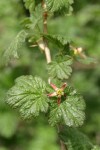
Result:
[30, 44, 37, 47]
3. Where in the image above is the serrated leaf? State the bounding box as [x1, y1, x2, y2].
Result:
[6, 76, 49, 119]
[43, 34, 70, 49]
[49, 95, 85, 127]
[60, 127, 93, 150]
[21, 4, 43, 42]
[45, 0, 74, 13]
[48, 55, 73, 80]
[28, 4, 43, 30]
[3, 30, 28, 64]
[23, 0, 35, 13]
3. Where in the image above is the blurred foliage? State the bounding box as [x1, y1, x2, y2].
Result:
[0, 0, 100, 149]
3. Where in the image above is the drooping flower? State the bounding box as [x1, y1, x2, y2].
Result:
[47, 82, 67, 105]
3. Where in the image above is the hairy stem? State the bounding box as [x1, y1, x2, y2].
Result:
[41, 1, 67, 150]
[58, 125, 67, 150]
[41, 0, 51, 64]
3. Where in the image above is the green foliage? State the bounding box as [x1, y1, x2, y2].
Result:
[3, 30, 28, 65]
[21, 4, 43, 44]
[0, 0, 100, 149]
[60, 127, 93, 150]
[76, 56, 97, 65]
[49, 86, 85, 127]
[43, 34, 70, 50]
[27, 126, 59, 150]
[23, 0, 35, 13]
[92, 146, 100, 150]
[45, 0, 74, 14]
[48, 55, 73, 79]
[0, 112, 18, 138]
[6, 76, 49, 119]
[0, 148, 8, 150]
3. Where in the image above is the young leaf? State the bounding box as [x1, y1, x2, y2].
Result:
[23, 0, 35, 13]
[6, 76, 49, 119]
[60, 127, 93, 150]
[43, 34, 70, 49]
[49, 95, 85, 127]
[27, 4, 43, 30]
[45, 0, 74, 13]
[3, 30, 28, 64]
[21, 4, 43, 43]
[48, 55, 73, 80]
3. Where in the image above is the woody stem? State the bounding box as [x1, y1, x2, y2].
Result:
[41, 1, 67, 150]
[41, 0, 51, 64]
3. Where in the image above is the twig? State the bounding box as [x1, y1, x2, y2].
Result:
[58, 125, 67, 150]
[41, 1, 67, 149]
[41, 0, 51, 64]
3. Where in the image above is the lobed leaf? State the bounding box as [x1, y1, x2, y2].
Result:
[6, 76, 49, 119]
[45, 0, 74, 13]
[3, 30, 28, 64]
[23, 0, 35, 13]
[60, 127, 93, 150]
[43, 34, 70, 49]
[48, 55, 73, 80]
[49, 95, 85, 127]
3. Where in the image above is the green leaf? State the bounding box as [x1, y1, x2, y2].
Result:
[0, 112, 18, 138]
[43, 34, 70, 49]
[49, 96, 85, 127]
[45, 0, 74, 13]
[28, 4, 43, 30]
[48, 55, 73, 80]
[60, 127, 93, 150]
[3, 30, 28, 64]
[6, 76, 49, 119]
[49, 86, 85, 127]
[23, 0, 35, 13]
[21, 4, 43, 43]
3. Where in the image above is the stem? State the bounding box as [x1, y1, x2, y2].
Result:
[60, 140, 67, 150]
[41, 2, 67, 149]
[41, 0, 51, 64]
[58, 125, 67, 150]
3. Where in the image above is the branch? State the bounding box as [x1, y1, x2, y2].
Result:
[41, 1, 67, 150]
[58, 125, 67, 150]
[41, 0, 51, 64]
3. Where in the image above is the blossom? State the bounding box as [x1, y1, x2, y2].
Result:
[47, 82, 67, 105]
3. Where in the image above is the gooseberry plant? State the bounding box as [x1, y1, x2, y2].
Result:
[3, 0, 99, 150]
